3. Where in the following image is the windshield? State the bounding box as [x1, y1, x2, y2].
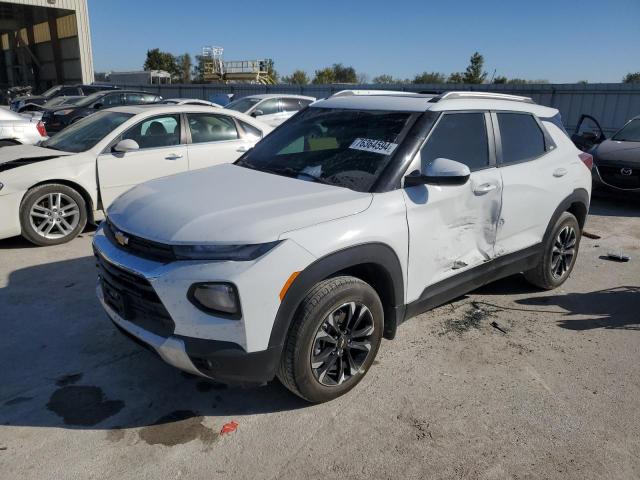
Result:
[41, 85, 62, 98]
[225, 97, 261, 113]
[235, 107, 415, 192]
[41, 111, 133, 153]
[75, 91, 106, 107]
[612, 119, 640, 142]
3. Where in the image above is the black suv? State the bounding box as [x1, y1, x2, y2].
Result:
[41, 90, 162, 134]
[11, 84, 119, 112]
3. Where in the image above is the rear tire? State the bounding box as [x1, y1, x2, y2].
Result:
[277, 276, 383, 403]
[524, 211, 581, 290]
[20, 183, 87, 246]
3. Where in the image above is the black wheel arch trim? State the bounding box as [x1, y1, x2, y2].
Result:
[268, 242, 405, 349]
[544, 188, 589, 239]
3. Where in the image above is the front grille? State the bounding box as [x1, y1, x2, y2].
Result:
[95, 251, 175, 337]
[104, 219, 176, 263]
[598, 165, 640, 190]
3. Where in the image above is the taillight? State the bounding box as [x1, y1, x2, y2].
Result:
[579, 152, 593, 170]
[36, 120, 47, 137]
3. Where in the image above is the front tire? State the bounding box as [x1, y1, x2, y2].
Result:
[19, 183, 87, 246]
[277, 276, 383, 403]
[524, 211, 581, 290]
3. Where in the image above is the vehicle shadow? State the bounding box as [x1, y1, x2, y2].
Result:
[516, 286, 640, 331]
[0, 224, 98, 250]
[0, 255, 308, 434]
[589, 195, 639, 218]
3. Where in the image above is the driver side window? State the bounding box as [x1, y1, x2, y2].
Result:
[254, 98, 279, 116]
[101, 94, 124, 107]
[122, 115, 180, 149]
[421, 112, 489, 171]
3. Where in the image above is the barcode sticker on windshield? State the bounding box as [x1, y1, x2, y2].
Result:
[349, 138, 398, 155]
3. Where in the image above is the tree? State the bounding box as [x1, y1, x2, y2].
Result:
[282, 70, 310, 85]
[462, 52, 487, 84]
[332, 63, 357, 83]
[372, 74, 395, 84]
[447, 72, 464, 83]
[623, 72, 640, 83]
[313, 67, 336, 84]
[493, 75, 508, 84]
[144, 48, 179, 77]
[413, 71, 445, 84]
[175, 53, 192, 83]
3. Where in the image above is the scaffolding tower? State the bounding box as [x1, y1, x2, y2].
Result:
[201, 46, 275, 84]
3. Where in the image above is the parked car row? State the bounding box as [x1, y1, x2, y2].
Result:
[10, 84, 119, 113]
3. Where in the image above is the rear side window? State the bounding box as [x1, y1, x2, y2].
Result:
[187, 113, 239, 143]
[281, 98, 305, 112]
[498, 113, 546, 164]
[421, 112, 489, 171]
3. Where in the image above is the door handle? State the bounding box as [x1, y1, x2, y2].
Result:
[236, 145, 250, 153]
[553, 168, 567, 177]
[473, 183, 498, 195]
[165, 153, 183, 160]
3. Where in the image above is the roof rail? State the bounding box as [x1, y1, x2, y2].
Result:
[429, 91, 535, 104]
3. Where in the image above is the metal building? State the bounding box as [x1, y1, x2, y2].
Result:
[0, 0, 93, 90]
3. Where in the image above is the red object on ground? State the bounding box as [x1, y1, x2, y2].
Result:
[220, 421, 239, 436]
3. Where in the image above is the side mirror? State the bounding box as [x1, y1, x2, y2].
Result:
[404, 158, 471, 187]
[113, 139, 140, 153]
[251, 109, 264, 117]
[93, 103, 103, 110]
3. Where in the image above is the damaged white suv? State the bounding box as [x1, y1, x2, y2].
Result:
[93, 92, 592, 402]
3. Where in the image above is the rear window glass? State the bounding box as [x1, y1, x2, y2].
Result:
[498, 113, 546, 164]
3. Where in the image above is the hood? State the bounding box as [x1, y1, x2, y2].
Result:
[594, 139, 640, 165]
[107, 164, 373, 244]
[0, 145, 73, 172]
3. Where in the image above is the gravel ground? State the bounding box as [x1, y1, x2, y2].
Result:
[0, 196, 638, 480]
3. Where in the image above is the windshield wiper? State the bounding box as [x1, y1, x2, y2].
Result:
[265, 166, 332, 185]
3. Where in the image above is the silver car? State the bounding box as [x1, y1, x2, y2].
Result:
[0, 108, 47, 147]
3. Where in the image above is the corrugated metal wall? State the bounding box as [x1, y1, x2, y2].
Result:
[117, 82, 640, 135]
[2, 0, 94, 83]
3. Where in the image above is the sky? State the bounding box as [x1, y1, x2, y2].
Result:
[88, 0, 640, 83]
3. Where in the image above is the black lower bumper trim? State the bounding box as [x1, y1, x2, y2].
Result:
[178, 335, 282, 386]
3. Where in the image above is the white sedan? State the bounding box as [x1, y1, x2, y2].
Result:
[0, 104, 271, 245]
[225, 94, 315, 127]
[0, 108, 48, 147]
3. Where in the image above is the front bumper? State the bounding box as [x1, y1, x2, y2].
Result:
[93, 222, 315, 384]
[593, 164, 640, 194]
[0, 192, 23, 240]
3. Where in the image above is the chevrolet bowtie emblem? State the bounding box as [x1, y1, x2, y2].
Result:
[114, 230, 129, 246]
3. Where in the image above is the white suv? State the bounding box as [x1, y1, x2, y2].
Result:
[93, 92, 592, 402]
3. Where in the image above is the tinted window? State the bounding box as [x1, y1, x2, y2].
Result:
[225, 97, 260, 113]
[58, 87, 79, 96]
[255, 98, 279, 115]
[239, 120, 262, 140]
[123, 114, 180, 149]
[498, 113, 546, 164]
[187, 114, 238, 143]
[236, 108, 414, 192]
[81, 86, 100, 95]
[101, 93, 123, 107]
[421, 113, 489, 171]
[281, 98, 306, 112]
[41, 111, 133, 153]
[125, 93, 145, 104]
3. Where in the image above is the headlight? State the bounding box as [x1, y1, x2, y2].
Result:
[53, 109, 74, 116]
[188, 282, 240, 318]
[173, 241, 280, 261]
